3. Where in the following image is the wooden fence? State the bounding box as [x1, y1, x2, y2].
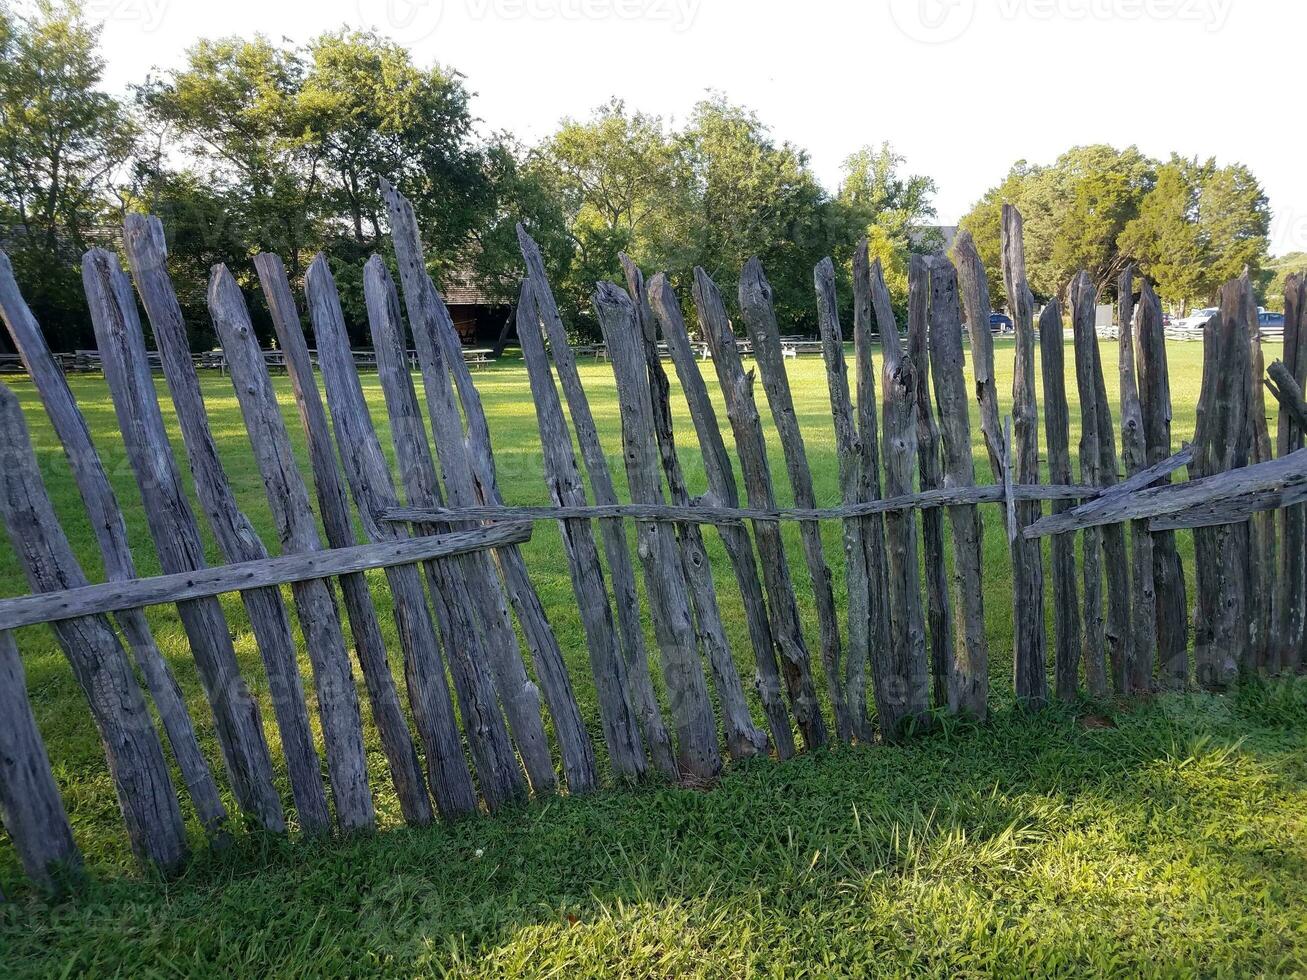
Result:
[1, 191, 1305, 898]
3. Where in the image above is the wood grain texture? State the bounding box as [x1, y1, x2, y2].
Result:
[0, 384, 188, 871]
[648, 273, 794, 758]
[83, 244, 283, 832]
[364, 254, 549, 797]
[1135, 278, 1189, 686]
[907, 255, 954, 711]
[515, 281, 648, 781]
[518, 226, 676, 776]
[0, 249, 226, 838]
[999, 206, 1047, 707]
[693, 267, 828, 751]
[926, 255, 989, 719]
[305, 254, 479, 818]
[209, 265, 375, 831]
[254, 251, 433, 826]
[623, 256, 766, 760]
[868, 257, 930, 736]
[382, 180, 593, 793]
[951, 231, 1005, 480]
[740, 258, 849, 741]
[595, 282, 722, 780]
[0, 628, 80, 891]
[1275, 275, 1306, 673]
[1242, 274, 1276, 672]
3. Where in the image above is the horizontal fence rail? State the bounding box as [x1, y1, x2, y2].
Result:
[0, 187, 1304, 900]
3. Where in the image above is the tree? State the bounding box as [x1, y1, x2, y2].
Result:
[0, 0, 136, 348]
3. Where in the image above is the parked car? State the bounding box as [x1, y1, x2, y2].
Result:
[989, 312, 1013, 333]
[1174, 307, 1218, 333]
[1259, 311, 1286, 327]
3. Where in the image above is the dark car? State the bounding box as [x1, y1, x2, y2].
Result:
[989, 312, 1014, 333]
[1259, 311, 1286, 327]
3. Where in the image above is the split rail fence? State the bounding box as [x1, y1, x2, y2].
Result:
[1, 191, 1305, 897]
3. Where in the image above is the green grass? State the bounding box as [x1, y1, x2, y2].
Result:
[1, 338, 1305, 976]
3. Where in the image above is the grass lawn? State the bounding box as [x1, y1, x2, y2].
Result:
[1, 337, 1305, 975]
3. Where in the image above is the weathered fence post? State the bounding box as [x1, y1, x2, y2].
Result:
[82, 245, 284, 833]
[951, 231, 1005, 479]
[594, 282, 723, 780]
[0, 629, 80, 892]
[209, 265, 376, 832]
[907, 255, 954, 710]
[999, 205, 1048, 707]
[1037, 296, 1083, 700]
[926, 255, 989, 719]
[693, 266, 828, 750]
[119, 220, 330, 832]
[1135, 278, 1189, 686]
[381, 182, 594, 793]
[622, 256, 767, 760]
[254, 252, 434, 826]
[1069, 272, 1109, 696]
[739, 258, 851, 742]
[1118, 266, 1157, 694]
[518, 226, 677, 776]
[1191, 275, 1253, 688]
[1277, 273, 1307, 673]
[0, 251, 226, 838]
[850, 240, 895, 739]
[648, 274, 796, 758]
[364, 256, 553, 797]
[0, 384, 188, 871]
[514, 281, 649, 780]
[814, 257, 876, 738]
[304, 255, 480, 818]
[867, 257, 930, 734]
[1243, 276, 1276, 672]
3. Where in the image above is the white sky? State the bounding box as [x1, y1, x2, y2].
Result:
[88, 0, 1307, 254]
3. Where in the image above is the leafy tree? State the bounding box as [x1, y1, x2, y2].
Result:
[0, 0, 135, 348]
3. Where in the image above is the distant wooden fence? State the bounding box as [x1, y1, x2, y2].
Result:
[1, 191, 1305, 898]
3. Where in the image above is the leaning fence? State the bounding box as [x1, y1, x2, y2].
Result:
[0, 189, 1304, 897]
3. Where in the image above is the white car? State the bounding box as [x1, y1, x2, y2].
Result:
[1174, 307, 1218, 333]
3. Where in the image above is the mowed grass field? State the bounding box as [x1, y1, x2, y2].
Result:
[2, 337, 1306, 976]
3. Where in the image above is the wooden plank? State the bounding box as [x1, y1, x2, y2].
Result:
[518, 226, 676, 776]
[1191, 275, 1253, 688]
[1150, 481, 1307, 530]
[1243, 273, 1276, 672]
[0, 384, 188, 871]
[0, 629, 80, 892]
[363, 254, 550, 797]
[851, 240, 896, 741]
[814, 257, 876, 739]
[648, 274, 794, 757]
[515, 281, 648, 780]
[999, 205, 1048, 707]
[1118, 265, 1157, 694]
[595, 282, 722, 779]
[1037, 295, 1082, 700]
[304, 254, 479, 818]
[623, 256, 766, 760]
[209, 265, 375, 831]
[1275, 274, 1306, 673]
[926, 255, 989, 719]
[119, 219, 328, 833]
[381, 180, 594, 794]
[907, 255, 954, 711]
[82, 244, 284, 833]
[693, 267, 828, 751]
[254, 252, 433, 826]
[868, 258, 931, 736]
[739, 258, 849, 741]
[1135, 278, 1189, 687]
[0, 250, 226, 838]
[1069, 272, 1109, 696]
